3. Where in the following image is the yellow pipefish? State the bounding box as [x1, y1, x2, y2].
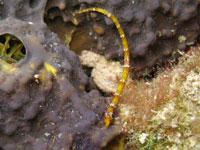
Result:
[75, 8, 130, 127]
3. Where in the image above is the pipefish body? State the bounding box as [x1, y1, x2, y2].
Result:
[75, 8, 130, 127]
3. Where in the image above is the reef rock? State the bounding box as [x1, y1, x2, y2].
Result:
[45, 0, 200, 74]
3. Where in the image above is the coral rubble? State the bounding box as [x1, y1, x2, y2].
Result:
[80, 50, 132, 93]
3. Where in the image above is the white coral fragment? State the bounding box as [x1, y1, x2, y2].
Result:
[80, 50, 131, 93]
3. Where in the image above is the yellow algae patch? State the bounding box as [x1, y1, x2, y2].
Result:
[44, 62, 57, 77]
[0, 60, 17, 73]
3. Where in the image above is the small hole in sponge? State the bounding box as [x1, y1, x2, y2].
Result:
[0, 33, 26, 64]
[0, 147, 4, 150]
[29, 0, 40, 8]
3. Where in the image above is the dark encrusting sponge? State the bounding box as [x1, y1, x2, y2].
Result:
[0, 0, 120, 150]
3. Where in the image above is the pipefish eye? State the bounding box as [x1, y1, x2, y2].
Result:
[75, 8, 130, 127]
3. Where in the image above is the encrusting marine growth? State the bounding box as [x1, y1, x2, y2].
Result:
[75, 8, 130, 127]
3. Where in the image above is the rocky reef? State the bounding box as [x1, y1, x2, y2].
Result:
[0, 0, 120, 150]
[0, 0, 200, 150]
[45, 0, 200, 76]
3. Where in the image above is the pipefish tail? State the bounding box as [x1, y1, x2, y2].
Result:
[75, 8, 130, 127]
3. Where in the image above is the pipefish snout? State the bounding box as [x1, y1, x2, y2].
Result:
[75, 8, 130, 127]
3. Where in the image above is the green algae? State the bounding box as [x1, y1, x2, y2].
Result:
[0, 34, 25, 64]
